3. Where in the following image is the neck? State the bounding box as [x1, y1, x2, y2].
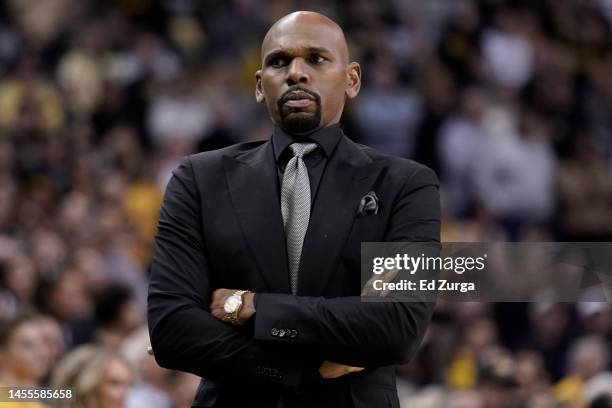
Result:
[282, 128, 319, 138]
[278, 121, 340, 138]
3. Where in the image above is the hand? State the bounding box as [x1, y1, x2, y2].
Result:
[318, 360, 364, 379]
[210, 288, 256, 325]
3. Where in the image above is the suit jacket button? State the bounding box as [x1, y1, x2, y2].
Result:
[289, 329, 298, 338]
[278, 329, 286, 338]
[271, 328, 279, 337]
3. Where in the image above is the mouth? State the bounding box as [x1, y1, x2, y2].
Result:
[280, 90, 317, 109]
[283, 98, 315, 108]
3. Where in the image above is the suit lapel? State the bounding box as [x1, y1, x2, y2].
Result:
[223, 142, 290, 293]
[298, 137, 383, 296]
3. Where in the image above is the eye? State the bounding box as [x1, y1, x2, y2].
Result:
[309, 54, 325, 64]
[269, 56, 288, 68]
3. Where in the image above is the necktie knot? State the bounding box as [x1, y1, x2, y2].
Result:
[289, 142, 318, 159]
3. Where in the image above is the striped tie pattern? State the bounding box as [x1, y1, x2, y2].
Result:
[281, 142, 318, 294]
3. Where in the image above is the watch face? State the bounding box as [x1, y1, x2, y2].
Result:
[224, 295, 241, 314]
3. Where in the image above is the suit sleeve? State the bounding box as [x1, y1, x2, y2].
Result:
[147, 157, 310, 387]
[253, 166, 440, 367]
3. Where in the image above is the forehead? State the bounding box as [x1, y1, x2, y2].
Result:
[261, 20, 347, 61]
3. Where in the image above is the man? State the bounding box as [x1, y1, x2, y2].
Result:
[148, 11, 440, 408]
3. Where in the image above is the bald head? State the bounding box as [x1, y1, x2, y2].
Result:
[261, 11, 349, 65]
[255, 11, 361, 135]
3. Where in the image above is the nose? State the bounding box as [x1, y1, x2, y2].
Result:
[286, 57, 309, 86]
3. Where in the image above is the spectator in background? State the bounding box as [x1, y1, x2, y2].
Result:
[36, 268, 94, 348]
[93, 283, 142, 348]
[56, 23, 109, 118]
[438, 1, 482, 86]
[446, 389, 485, 408]
[37, 315, 65, 379]
[50, 345, 98, 404]
[52, 345, 134, 408]
[471, 103, 556, 238]
[0, 173, 17, 233]
[577, 300, 612, 340]
[0, 238, 39, 317]
[147, 71, 212, 148]
[121, 326, 173, 408]
[513, 350, 551, 404]
[119, 326, 201, 408]
[353, 56, 423, 157]
[163, 371, 201, 408]
[583, 372, 612, 407]
[413, 59, 456, 170]
[557, 138, 612, 241]
[447, 317, 500, 390]
[0, 312, 51, 389]
[585, 55, 612, 152]
[553, 336, 610, 406]
[524, 302, 574, 382]
[437, 87, 487, 217]
[554, 335, 611, 406]
[0, 56, 65, 133]
[0, 259, 17, 319]
[481, 7, 535, 90]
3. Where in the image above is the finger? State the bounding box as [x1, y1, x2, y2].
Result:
[319, 361, 347, 379]
[322, 363, 364, 378]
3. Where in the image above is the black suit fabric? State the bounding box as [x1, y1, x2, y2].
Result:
[147, 130, 441, 408]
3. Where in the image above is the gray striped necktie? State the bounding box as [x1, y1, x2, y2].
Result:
[281, 142, 318, 294]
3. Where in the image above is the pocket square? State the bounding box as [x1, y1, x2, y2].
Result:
[358, 191, 379, 216]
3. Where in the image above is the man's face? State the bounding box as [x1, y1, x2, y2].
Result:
[256, 14, 360, 135]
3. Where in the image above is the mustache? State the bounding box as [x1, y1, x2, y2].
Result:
[278, 86, 321, 105]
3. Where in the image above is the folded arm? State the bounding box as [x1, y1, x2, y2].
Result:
[147, 157, 310, 387]
[213, 167, 440, 368]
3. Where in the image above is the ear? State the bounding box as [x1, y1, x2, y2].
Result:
[255, 69, 265, 103]
[345, 62, 361, 99]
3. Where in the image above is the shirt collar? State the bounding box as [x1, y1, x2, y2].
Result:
[272, 123, 343, 162]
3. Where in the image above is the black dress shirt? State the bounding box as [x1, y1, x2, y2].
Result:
[272, 124, 343, 204]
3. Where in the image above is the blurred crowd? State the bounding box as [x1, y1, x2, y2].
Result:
[1, 0, 612, 407]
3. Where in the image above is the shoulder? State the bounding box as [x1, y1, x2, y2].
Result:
[175, 140, 268, 179]
[186, 140, 267, 166]
[349, 140, 439, 187]
[169, 141, 267, 187]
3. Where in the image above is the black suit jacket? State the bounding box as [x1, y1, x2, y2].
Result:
[147, 133, 441, 408]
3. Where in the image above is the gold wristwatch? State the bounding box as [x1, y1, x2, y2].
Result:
[223, 290, 249, 325]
